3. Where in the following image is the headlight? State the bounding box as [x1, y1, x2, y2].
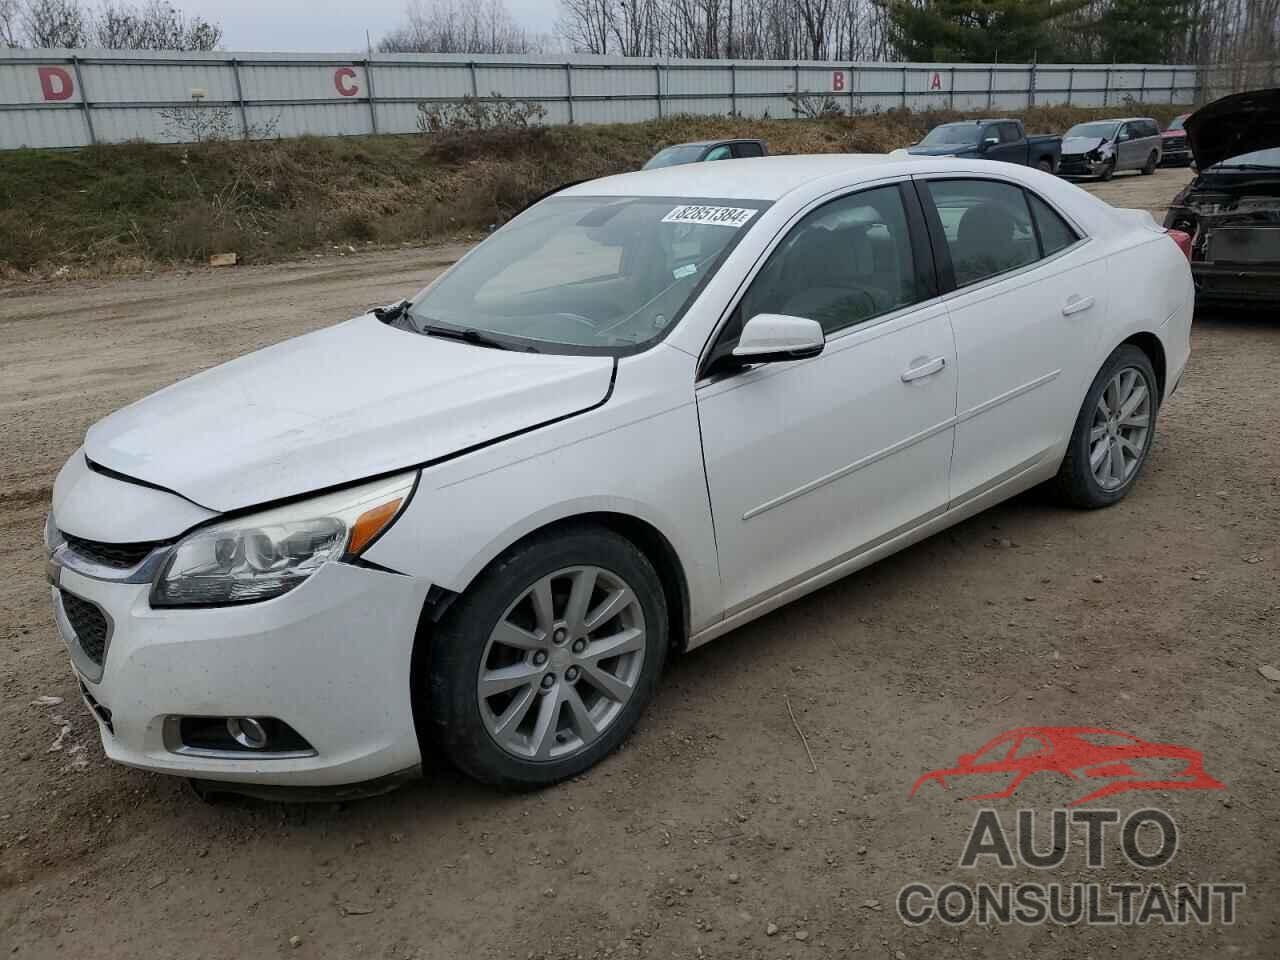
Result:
[151, 471, 417, 607]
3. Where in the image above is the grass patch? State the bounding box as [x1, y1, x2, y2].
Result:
[0, 103, 1192, 277]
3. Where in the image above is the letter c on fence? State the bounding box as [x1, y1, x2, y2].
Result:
[38, 66, 75, 101]
[832, 70, 845, 92]
[334, 67, 359, 97]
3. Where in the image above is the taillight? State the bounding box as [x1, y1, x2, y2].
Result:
[1167, 229, 1193, 262]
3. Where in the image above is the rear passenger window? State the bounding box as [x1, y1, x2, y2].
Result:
[737, 185, 923, 337]
[1027, 193, 1080, 257]
[732, 141, 764, 158]
[925, 179, 1038, 287]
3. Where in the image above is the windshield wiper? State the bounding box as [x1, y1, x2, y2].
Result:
[420, 322, 538, 353]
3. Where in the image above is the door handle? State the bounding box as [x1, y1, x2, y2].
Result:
[901, 356, 946, 382]
[1062, 295, 1095, 316]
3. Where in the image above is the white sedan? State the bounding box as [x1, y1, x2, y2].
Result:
[46, 155, 1193, 791]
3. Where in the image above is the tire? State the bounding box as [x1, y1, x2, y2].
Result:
[1099, 159, 1116, 182]
[1141, 151, 1158, 175]
[1036, 158, 1054, 174]
[427, 524, 668, 787]
[1052, 344, 1159, 509]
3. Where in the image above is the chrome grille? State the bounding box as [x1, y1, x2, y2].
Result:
[62, 532, 157, 570]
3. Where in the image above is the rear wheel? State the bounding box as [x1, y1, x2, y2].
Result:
[1141, 151, 1158, 175]
[427, 525, 668, 787]
[1052, 345, 1158, 509]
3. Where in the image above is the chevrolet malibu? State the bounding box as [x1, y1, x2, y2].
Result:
[47, 155, 1193, 792]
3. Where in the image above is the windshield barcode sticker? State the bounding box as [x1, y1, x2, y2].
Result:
[662, 205, 758, 228]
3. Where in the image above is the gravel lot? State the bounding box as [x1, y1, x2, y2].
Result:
[2, 168, 1278, 959]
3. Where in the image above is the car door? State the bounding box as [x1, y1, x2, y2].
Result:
[1115, 123, 1139, 170]
[696, 182, 957, 614]
[988, 122, 1023, 164]
[919, 176, 1107, 504]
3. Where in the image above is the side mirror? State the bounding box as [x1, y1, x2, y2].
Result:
[983, 136, 999, 147]
[732, 313, 825, 363]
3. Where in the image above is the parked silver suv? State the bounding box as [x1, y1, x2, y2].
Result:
[1059, 117, 1163, 180]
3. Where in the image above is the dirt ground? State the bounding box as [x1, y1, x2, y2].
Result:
[3, 167, 1278, 960]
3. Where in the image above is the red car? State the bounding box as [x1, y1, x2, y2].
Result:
[910, 726, 1225, 806]
[1161, 114, 1192, 166]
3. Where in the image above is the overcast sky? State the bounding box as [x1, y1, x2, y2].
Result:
[181, 0, 560, 52]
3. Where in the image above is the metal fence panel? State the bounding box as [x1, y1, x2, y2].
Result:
[0, 48, 1229, 151]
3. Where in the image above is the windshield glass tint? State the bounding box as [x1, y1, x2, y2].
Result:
[1167, 115, 1187, 130]
[1211, 147, 1280, 169]
[407, 196, 766, 353]
[920, 124, 980, 147]
[1066, 122, 1119, 140]
[643, 145, 705, 169]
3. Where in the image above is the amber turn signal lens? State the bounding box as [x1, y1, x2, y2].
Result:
[347, 498, 403, 556]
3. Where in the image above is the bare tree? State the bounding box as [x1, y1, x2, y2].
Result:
[21, 0, 88, 46]
[556, 0, 891, 59]
[379, 0, 538, 54]
[92, 1, 221, 50]
[1, 0, 21, 46]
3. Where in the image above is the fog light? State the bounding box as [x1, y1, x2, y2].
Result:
[227, 717, 269, 750]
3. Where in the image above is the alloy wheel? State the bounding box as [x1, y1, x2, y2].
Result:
[477, 566, 646, 761]
[1089, 366, 1152, 491]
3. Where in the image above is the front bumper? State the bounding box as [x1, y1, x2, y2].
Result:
[1057, 154, 1110, 177]
[48, 556, 431, 787]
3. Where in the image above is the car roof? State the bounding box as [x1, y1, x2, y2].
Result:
[557, 153, 1121, 236]
[663, 138, 759, 148]
[563, 154, 909, 201]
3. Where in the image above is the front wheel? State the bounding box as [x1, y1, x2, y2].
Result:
[1141, 151, 1158, 175]
[1036, 158, 1055, 174]
[426, 525, 668, 787]
[1052, 345, 1159, 509]
[1099, 158, 1116, 181]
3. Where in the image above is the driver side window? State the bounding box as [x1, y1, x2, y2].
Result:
[736, 185, 923, 339]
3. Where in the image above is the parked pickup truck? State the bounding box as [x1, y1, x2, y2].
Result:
[907, 119, 1062, 172]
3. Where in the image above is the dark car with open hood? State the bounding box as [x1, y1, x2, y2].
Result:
[1164, 88, 1280, 305]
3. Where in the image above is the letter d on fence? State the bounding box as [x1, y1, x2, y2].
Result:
[38, 66, 75, 101]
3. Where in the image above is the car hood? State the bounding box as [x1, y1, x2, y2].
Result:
[84, 315, 615, 513]
[1061, 136, 1108, 156]
[1186, 88, 1280, 170]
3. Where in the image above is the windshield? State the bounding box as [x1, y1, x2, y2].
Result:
[1209, 147, 1280, 170]
[406, 196, 766, 354]
[919, 123, 981, 147]
[1066, 122, 1119, 140]
[1167, 115, 1187, 130]
[643, 145, 706, 169]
